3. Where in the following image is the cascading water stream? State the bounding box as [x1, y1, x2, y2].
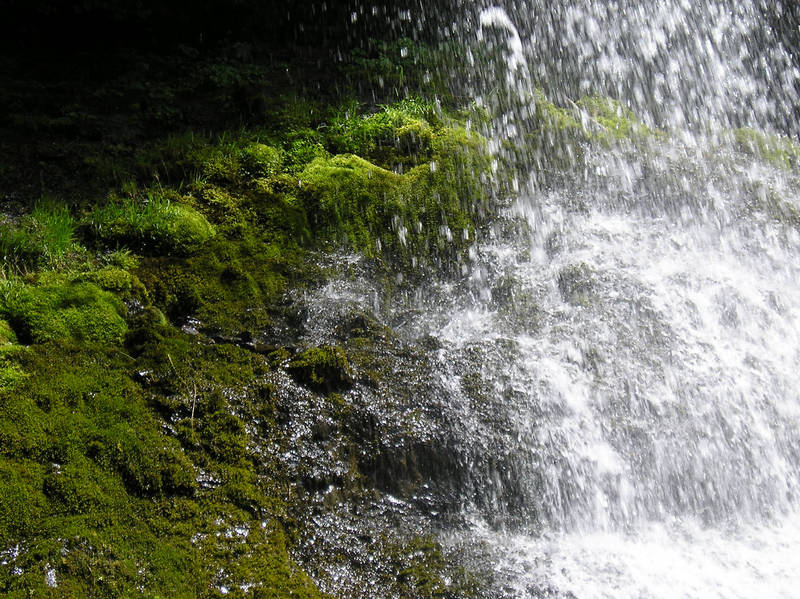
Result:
[412, 1, 800, 596]
[296, 2, 800, 596]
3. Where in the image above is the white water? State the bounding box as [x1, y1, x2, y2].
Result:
[424, 2, 800, 596]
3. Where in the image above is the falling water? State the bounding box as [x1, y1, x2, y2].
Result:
[302, 2, 800, 596]
[419, 1, 800, 597]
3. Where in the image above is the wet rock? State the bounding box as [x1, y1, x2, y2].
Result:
[557, 262, 596, 305]
[286, 345, 353, 393]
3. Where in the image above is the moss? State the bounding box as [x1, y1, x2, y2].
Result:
[384, 536, 484, 599]
[325, 98, 440, 170]
[192, 519, 327, 599]
[136, 242, 286, 334]
[732, 127, 800, 169]
[534, 90, 583, 133]
[199, 184, 251, 234]
[0, 91, 508, 596]
[89, 193, 216, 256]
[198, 143, 244, 185]
[202, 411, 248, 464]
[287, 345, 353, 392]
[282, 129, 328, 174]
[42, 454, 124, 514]
[240, 142, 283, 180]
[75, 266, 148, 302]
[576, 95, 654, 141]
[2, 280, 127, 345]
[300, 128, 487, 273]
[0, 336, 326, 597]
[0, 319, 16, 346]
[0, 359, 27, 393]
[741, 181, 800, 229]
[105, 248, 140, 270]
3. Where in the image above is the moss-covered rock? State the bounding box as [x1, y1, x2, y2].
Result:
[326, 99, 438, 169]
[0, 335, 328, 597]
[134, 232, 310, 335]
[0, 319, 16, 346]
[299, 150, 482, 272]
[0, 95, 507, 597]
[2, 280, 127, 345]
[74, 265, 148, 303]
[390, 536, 481, 598]
[732, 127, 800, 169]
[240, 142, 283, 180]
[89, 193, 215, 256]
[287, 345, 353, 393]
[577, 95, 655, 142]
[557, 263, 596, 306]
[0, 359, 26, 394]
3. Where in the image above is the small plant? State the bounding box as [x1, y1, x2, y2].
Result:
[30, 199, 76, 262]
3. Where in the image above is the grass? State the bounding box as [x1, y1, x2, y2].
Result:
[0, 199, 78, 274]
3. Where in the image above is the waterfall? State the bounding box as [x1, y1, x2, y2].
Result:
[297, 2, 800, 596]
[414, 1, 800, 596]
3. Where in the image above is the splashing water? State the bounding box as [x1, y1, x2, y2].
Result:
[419, 2, 800, 597]
[454, 1, 800, 134]
[299, 2, 800, 596]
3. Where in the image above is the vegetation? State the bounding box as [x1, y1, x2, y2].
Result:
[4, 3, 795, 595]
[0, 72, 493, 594]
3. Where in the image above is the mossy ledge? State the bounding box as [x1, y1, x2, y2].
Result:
[0, 95, 492, 597]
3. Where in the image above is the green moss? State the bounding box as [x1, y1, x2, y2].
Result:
[0, 319, 16, 346]
[105, 248, 140, 270]
[300, 127, 487, 272]
[192, 519, 327, 599]
[198, 143, 244, 185]
[732, 127, 800, 169]
[0, 459, 46, 544]
[136, 242, 288, 334]
[385, 536, 484, 599]
[326, 98, 439, 169]
[505, 91, 661, 177]
[241, 142, 283, 180]
[534, 90, 583, 133]
[75, 266, 147, 302]
[89, 192, 215, 256]
[43, 454, 124, 514]
[282, 129, 328, 174]
[576, 95, 654, 141]
[0, 337, 326, 597]
[0, 360, 27, 393]
[2, 280, 127, 345]
[287, 345, 353, 392]
[202, 411, 248, 464]
[0, 91, 508, 596]
[741, 181, 800, 229]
